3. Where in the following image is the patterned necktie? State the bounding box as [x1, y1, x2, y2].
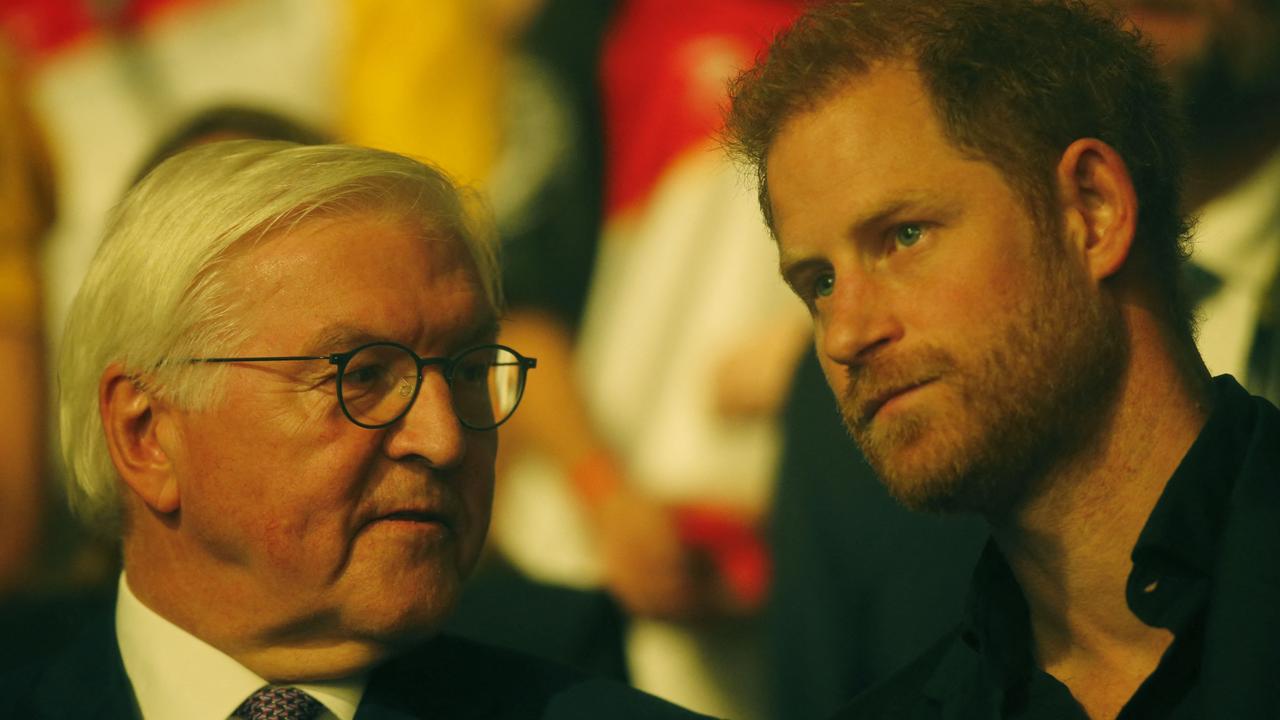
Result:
[235, 686, 324, 720]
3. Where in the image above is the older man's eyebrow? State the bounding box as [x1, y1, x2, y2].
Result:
[302, 316, 504, 357]
[302, 325, 381, 356]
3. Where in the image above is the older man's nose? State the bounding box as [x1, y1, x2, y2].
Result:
[383, 372, 467, 469]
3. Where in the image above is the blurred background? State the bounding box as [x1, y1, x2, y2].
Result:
[0, 1, 1276, 718]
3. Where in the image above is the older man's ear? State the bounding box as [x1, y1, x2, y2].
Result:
[99, 365, 181, 514]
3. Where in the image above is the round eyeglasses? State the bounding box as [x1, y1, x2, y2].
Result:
[193, 342, 537, 430]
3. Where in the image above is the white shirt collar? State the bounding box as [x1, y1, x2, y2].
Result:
[115, 573, 367, 720]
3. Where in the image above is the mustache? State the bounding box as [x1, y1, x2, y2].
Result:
[840, 346, 956, 431]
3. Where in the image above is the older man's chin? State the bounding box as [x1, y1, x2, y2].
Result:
[236, 638, 411, 684]
[216, 551, 470, 681]
[239, 589, 463, 682]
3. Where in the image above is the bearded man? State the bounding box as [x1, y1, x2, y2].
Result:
[726, 0, 1280, 717]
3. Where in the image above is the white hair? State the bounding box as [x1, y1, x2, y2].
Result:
[59, 140, 501, 530]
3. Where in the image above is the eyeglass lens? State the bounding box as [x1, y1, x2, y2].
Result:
[338, 344, 524, 429]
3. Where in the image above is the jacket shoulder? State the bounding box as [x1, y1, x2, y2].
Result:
[365, 634, 716, 719]
[0, 603, 134, 720]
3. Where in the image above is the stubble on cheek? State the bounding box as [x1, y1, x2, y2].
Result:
[834, 346, 957, 489]
[831, 258, 1127, 517]
[839, 351, 1009, 514]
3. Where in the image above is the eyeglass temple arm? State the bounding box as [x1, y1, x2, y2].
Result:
[191, 355, 331, 364]
[408, 353, 538, 373]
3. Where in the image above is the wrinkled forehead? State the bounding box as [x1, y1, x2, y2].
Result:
[224, 201, 493, 300]
[215, 208, 495, 349]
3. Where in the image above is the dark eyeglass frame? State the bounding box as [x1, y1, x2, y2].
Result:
[191, 341, 537, 430]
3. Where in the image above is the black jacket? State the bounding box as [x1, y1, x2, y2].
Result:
[0, 608, 713, 720]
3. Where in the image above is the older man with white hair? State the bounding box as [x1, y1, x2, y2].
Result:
[0, 140, 710, 720]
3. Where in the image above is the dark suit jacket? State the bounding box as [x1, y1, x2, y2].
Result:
[0, 609, 714, 719]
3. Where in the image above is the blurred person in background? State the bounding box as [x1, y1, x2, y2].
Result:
[0, 0, 338, 602]
[0, 101, 332, 677]
[585, 3, 811, 713]
[486, 2, 811, 718]
[0, 37, 127, 679]
[0, 37, 56, 597]
[0, 0, 337, 356]
[1109, 0, 1280, 402]
[762, 0, 1280, 717]
[0, 1, 409, 684]
[130, 104, 328, 182]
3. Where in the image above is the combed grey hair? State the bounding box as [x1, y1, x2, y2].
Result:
[59, 140, 501, 530]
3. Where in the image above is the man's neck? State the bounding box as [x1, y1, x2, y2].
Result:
[121, 532, 394, 683]
[991, 310, 1211, 717]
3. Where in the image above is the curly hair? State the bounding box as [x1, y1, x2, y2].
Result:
[725, 0, 1193, 341]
